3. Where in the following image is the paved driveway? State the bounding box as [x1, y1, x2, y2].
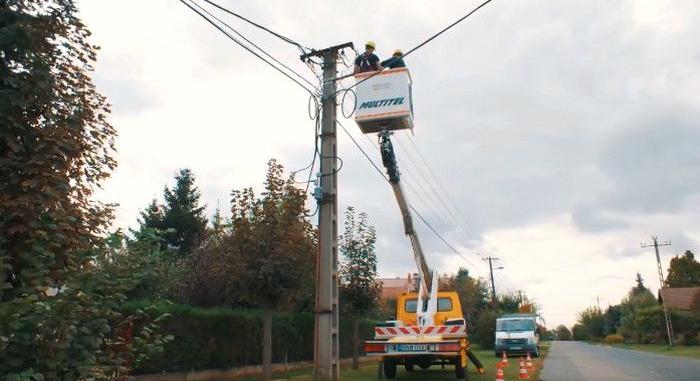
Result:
[541, 341, 700, 381]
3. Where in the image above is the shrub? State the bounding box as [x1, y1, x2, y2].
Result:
[125, 301, 375, 374]
[604, 334, 624, 344]
[472, 310, 497, 349]
[555, 325, 572, 341]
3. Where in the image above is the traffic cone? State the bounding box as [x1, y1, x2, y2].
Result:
[497, 351, 508, 368]
[495, 367, 505, 381]
[525, 352, 534, 371]
[518, 358, 530, 379]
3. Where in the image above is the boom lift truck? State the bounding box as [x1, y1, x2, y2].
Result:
[353, 68, 484, 379]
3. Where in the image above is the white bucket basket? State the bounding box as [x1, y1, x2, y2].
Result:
[354, 68, 414, 134]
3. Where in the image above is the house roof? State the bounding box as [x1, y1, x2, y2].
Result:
[377, 275, 413, 300]
[658, 287, 700, 310]
[378, 277, 410, 289]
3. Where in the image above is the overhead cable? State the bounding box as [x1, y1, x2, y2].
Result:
[179, 0, 318, 96]
[203, 0, 313, 53]
[339, 0, 494, 94]
[337, 119, 479, 269]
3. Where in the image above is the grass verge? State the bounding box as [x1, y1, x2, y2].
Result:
[598, 343, 700, 359]
[236, 344, 549, 380]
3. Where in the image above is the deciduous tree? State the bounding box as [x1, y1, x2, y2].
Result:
[339, 207, 380, 369]
[0, 1, 166, 377]
[666, 250, 700, 288]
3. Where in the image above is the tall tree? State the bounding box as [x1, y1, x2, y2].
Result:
[665, 250, 700, 287]
[631, 272, 650, 296]
[0, 1, 165, 378]
[339, 206, 380, 369]
[137, 198, 165, 232]
[161, 169, 208, 255]
[439, 268, 489, 327]
[182, 160, 315, 380]
[555, 325, 572, 341]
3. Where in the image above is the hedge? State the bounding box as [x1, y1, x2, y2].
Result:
[125, 301, 376, 374]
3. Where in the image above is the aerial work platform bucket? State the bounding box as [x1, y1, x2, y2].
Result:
[354, 68, 414, 134]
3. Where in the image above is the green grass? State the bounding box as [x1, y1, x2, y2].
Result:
[601, 343, 700, 359]
[235, 344, 549, 381]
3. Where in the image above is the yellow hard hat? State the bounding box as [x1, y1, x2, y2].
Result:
[393, 49, 403, 56]
[365, 40, 376, 49]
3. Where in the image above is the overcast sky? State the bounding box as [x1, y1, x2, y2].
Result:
[81, 0, 699, 327]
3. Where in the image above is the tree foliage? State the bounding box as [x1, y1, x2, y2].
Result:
[180, 160, 315, 310]
[439, 268, 489, 326]
[555, 325, 572, 341]
[0, 2, 167, 377]
[665, 250, 700, 288]
[161, 169, 208, 255]
[573, 272, 700, 344]
[339, 206, 380, 318]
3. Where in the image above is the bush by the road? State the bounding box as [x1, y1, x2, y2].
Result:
[126, 301, 376, 374]
[555, 325, 573, 341]
[473, 309, 498, 349]
[604, 334, 624, 344]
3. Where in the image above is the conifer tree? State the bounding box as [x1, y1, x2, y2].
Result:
[161, 169, 208, 255]
[137, 198, 165, 232]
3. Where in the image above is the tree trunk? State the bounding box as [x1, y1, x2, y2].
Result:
[262, 310, 273, 381]
[352, 316, 360, 369]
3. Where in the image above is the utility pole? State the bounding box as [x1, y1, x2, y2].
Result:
[641, 235, 674, 346]
[482, 256, 502, 305]
[301, 42, 353, 381]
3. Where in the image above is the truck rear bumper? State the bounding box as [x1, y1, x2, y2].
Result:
[365, 340, 462, 357]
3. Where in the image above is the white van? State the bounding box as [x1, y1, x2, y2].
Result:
[494, 314, 539, 357]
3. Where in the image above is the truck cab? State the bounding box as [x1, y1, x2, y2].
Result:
[494, 314, 540, 357]
[398, 292, 463, 327]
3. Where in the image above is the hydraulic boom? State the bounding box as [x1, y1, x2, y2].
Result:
[379, 131, 438, 325]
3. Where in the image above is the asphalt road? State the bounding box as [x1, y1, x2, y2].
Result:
[541, 341, 700, 381]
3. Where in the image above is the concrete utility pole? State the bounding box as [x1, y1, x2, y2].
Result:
[301, 42, 353, 381]
[483, 256, 502, 305]
[641, 235, 674, 346]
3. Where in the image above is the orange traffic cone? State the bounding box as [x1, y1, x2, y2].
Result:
[496, 351, 508, 368]
[525, 352, 534, 371]
[518, 358, 530, 379]
[495, 367, 505, 381]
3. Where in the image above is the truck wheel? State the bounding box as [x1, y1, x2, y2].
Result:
[383, 359, 397, 379]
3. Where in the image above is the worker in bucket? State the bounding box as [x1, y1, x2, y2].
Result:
[381, 49, 406, 69]
[354, 41, 382, 74]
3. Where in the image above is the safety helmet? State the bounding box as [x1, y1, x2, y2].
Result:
[393, 49, 403, 56]
[365, 40, 376, 49]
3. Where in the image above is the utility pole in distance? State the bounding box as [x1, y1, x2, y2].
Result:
[301, 42, 353, 381]
[641, 234, 674, 346]
[483, 256, 502, 305]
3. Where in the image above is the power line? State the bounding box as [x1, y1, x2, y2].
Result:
[393, 134, 479, 253]
[403, 131, 480, 240]
[187, 0, 319, 92]
[179, 0, 318, 96]
[337, 119, 479, 270]
[202, 0, 313, 52]
[339, 0, 495, 93]
[363, 134, 488, 273]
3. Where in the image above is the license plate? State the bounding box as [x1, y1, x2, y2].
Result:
[398, 344, 427, 352]
[510, 346, 522, 350]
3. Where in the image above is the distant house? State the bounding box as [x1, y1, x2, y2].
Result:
[377, 274, 414, 300]
[658, 287, 700, 311]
